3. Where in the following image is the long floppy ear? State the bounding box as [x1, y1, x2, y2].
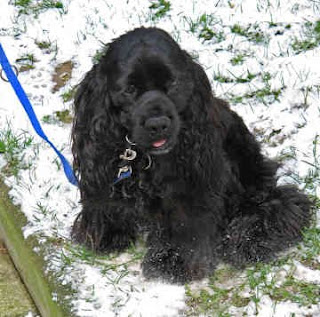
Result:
[178, 54, 226, 189]
[72, 64, 121, 197]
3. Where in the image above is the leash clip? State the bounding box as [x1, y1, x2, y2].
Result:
[0, 65, 19, 82]
[114, 165, 132, 184]
[117, 165, 132, 178]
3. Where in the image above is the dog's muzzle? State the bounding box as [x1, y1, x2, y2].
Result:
[131, 91, 180, 155]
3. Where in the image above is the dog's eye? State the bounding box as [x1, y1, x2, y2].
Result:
[125, 84, 136, 94]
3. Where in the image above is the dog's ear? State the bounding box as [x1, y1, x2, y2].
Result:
[72, 64, 119, 195]
[190, 59, 213, 107]
[179, 54, 226, 188]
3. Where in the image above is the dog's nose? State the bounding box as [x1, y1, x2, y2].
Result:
[144, 116, 171, 135]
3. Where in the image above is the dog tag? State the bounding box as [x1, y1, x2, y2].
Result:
[119, 148, 137, 161]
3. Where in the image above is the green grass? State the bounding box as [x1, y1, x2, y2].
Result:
[270, 277, 320, 306]
[292, 38, 318, 53]
[225, 69, 284, 106]
[35, 41, 51, 50]
[247, 261, 320, 310]
[55, 110, 73, 123]
[229, 86, 283, 106]
[231, 23, 269, 44]
[186, 266, 247, 316]
[0, 125, 34, 177]
[42, 109, 73, 124]
[59, 237, 145, 272]
[13, 0, 65, 16]
[61, 88, 76, 103]
[15, 53, 36, 72]
[214, 70, 257, 84]
[299, 225, 320, 269]
[247, 86, 282, 103]
[149, 0, 171, 20]
[230, 53, 247, 65]
[35, 40, 57, 55]
[291, 20, 320, 54]
[186, 255, 320, 316]
[185, 14, 225, 43]
[186, 283, 232, 316]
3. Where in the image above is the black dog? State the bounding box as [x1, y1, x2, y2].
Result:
[71, 27, 311, 283]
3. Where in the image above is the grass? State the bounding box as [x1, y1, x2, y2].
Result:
[186, 256, 320, 316]
[186, 266, 247, 316]
[269, 276, 320, 306]
[149, 0, 171, 20]
[231, 23, 269, 44]
[55, 110, 73, 123]
[185, 14, 225, 43]
[57, 235, 145, 272]
[35, 40, 57, 55]
[230, 53, 247, 66]
[247, 262, 320, 310]
[227, 72, 284, 106]
[42, 109, 73, 125]
[300, 226, 320, 270]
[57, 240, 145, 294]
[245, 86, 283, 104]
[13, 0, 65, 16]
[61, 88, 76, 103]
[214, 70, 257, 84]
[15, 53, 36, 72]
[291, 20, 320, 54]
[35, 40, 52, 50]
[0, 124, 34, 177]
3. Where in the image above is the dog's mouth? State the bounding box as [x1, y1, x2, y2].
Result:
[149, 138, 173, 155]
[152, 139, 167, 148]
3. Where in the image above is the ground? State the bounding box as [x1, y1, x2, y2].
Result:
[0, 241, 37, 316]
[0, 0, 319, 316]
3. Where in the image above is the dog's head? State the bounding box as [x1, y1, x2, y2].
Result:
[99, 28, 195, 155]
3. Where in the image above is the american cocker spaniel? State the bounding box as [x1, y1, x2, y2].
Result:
[71, 27, 311, 283]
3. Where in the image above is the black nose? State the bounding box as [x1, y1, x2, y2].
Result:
[144, 116, 171, 135]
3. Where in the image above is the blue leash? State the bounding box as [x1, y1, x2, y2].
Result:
[0, 43, 78, 186]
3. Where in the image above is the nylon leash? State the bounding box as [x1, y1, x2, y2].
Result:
[0, 43, 78, 186]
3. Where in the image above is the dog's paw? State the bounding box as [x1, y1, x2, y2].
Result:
[142, 248, 188, 283]
[142, 247, 211, 283]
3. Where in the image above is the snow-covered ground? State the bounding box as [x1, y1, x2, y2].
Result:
[0, 0, 319, 316]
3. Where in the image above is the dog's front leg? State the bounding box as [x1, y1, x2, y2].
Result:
[142, 198, 222, 283]
[72, 198, 138, 252]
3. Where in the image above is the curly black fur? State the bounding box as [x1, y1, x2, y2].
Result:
[71, 27, 311, 283]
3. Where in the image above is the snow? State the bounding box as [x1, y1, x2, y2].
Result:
[0, 0, 319, 316]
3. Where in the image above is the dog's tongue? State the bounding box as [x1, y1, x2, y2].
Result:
[152, 139, 167, 148]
